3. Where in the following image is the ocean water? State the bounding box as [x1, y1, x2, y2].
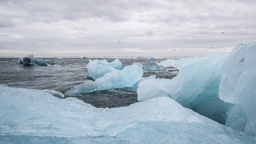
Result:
[0, 57, 175, 108]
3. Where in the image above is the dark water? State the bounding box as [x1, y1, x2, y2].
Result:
[0, 58, 176, 108]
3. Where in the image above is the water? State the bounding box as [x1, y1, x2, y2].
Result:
[0, 58, 176, 108]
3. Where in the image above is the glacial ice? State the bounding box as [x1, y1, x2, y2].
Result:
[159, 56, 202, 69]
[225, 104, 247, 131]
[1, 85, 255, 143]
[144, 63, 166, 72]
[87, 59, 123, 80]
[19, 54, 53, 66]
[219, 42, 256, 135]
[148, 56, 156, 60]
[65, 63, 143, 95]
[138, 53, 231, 123]
[43, 89, 65, 98]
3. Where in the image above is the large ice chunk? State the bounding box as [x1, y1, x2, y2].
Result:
[159, 56, 202, 69]
[19, 54, 53, 66]
[138, 53, 231, 123]
[1, 86, 255, 144]
[148, 56, 157, 60]
[219, 42, 256, 135]
[66, 63, 143, 95]
[87, 59, 123, 80]
[144, 63, 166, 72]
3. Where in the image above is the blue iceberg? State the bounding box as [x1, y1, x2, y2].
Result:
[65, 63, 143, 95]
[19, 54, 53, 66]
[148, 56, 157, 60]
[159, 56, 202, 68]
[87, 59, 123, 80]
[144, 63, 166, 72]
[138, 53, 231, 123]
[219, 42, 256, 135]
[1, 85, 255, 143]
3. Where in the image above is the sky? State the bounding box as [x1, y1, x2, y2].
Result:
[0, 0, 255, 58]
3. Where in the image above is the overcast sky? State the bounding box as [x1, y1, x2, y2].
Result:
[0, 0, 255, 57]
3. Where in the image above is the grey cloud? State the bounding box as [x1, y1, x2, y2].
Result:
[0, 18, 13, 28]
[0, 0, 256, 57]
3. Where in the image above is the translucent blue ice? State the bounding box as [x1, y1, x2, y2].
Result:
[219, 42, 256, 135]
[138, 53, 231, 123]
[66, 63, 143, 95]
[144, 63, 166, 72]
[159, 56, 201, 69]
[87, 59, 123, 80]
[1, 85, 255, 143]
[148, 56, 156, 60]
[19, 54, 53, 66]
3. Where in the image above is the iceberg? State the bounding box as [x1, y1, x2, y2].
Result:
[138, 53, 231, 123]
[65, 63, 143, 95]
[159, 56, 202, 69]
[219, 42, 256, 135]
[148, 56, 157, 60]
[144, 63, 166, 72]
[87, 59, 123, 80]
[19, 54, 53, 66]
[1, 85, 255, 143]
[143, 63, 178, 79]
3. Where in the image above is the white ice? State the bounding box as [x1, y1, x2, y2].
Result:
[65, 63, 143, 95]
[0, 85, 255, 143]
[87, 59, 123, 80]
[219, 42, 256, 135]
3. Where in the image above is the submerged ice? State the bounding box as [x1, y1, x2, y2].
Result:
[219, 42, 256, 135]
[1, 85, 255, 143]
[87, 59, 123, 80]
[138, 53, 231, 123]
[66, 63, 143, 95]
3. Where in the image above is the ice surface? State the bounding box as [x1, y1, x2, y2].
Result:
[128, 75, 156, 91]
[138, 53, 231, 123]
[144, 63, 166, 72]
[87, 59, 123, 80]
[219, 42, 256, 135]
[1, 85, 255, 143]
[65, 63, 143, 95]
[225, 104, 247, 131]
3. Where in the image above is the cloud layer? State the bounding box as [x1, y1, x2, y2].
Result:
[0, 0, 255, 57]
